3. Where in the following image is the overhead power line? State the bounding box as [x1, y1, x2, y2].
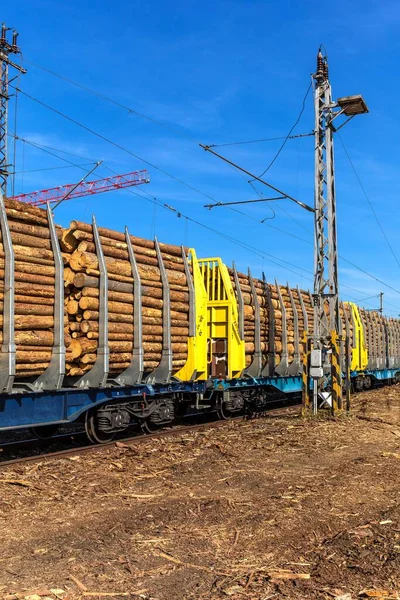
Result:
[338, 133, 400, 271]
[11, 162, 94, 175]
[8, 132, 96, 162]
[9, 133, 98, 173]
[12, 84, 400, 305]
[12, 85, 216, 203]
[257, 80, 312, 178]
[23, 59, 186, 136]
[24, 59, 317, 153]
[97, 167, 400, 312]
[200, 144, 314, 213]
[208, 132, 314, 148]
[20, 62, 317, 236]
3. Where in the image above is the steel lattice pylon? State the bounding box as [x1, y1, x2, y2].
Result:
[307, 50, 368, 414]
[0, 24, 26, 196]
[313, 52, 340, 346]
[0, 43, 9, 195]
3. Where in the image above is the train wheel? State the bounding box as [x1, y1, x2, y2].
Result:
[84, 409, 115, 444]
[364, 376, 372, 390]
[140, 419, 161, 434]
[354, 377, 364, 392]
[141, 400, 175, 433]
[30, 425, 59, 440]
[216, 396, 231, 420]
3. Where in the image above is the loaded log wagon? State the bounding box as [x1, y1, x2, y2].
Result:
[0, 197, 399, 443]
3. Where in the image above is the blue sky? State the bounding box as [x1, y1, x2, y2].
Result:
[3, 0, 400, 315]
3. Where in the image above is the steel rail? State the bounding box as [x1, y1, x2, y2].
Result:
[0, 404, 302, 469]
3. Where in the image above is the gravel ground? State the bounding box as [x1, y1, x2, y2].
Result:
[0, 387, 399, 600]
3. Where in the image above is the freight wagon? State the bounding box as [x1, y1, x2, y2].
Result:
[0, 197, 399, 443]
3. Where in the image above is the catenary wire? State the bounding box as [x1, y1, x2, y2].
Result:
[248, 180, 311, 233]
[13, 87, 400, 306]
[257, 80, 312, 178]
[338, 133, 400, 271]
[12, 85, 216, 203]
[208, 132, 314, 148]
[23, 59, 319, 154]
[11, 81, 19, 196]
[23, 59, 190, 138]
[11, 162, 96, 175]
[98, 165, 315, 280]
[22, 59, 395, 303]
[8, 132, 96, 163]
[210, 130, 400, 302]
[17, 65, 319, 244]
[8, 134, 97, 174]
[98, 166, 400, 311]
[25, 59, 316, 228]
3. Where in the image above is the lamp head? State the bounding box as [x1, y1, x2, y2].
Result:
[337, 94, 368, 116]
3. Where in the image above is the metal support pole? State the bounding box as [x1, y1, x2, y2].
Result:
[0, 25, 26, 195]
[310, 50, 341, 413]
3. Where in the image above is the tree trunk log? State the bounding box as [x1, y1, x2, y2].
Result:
[69, 220, 186, 256]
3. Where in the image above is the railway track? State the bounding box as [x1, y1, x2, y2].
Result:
[0, 402, 302, 469]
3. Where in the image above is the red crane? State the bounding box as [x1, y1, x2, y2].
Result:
[10, 170, 150, 207]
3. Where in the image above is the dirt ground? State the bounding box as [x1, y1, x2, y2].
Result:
[1, 387, 400, 600]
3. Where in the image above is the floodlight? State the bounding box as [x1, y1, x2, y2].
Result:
[337, 95, 368, 116]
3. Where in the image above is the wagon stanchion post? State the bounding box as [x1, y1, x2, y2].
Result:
[288, 284, 301, 376]
[262, 273, 276, 377]
[145, 237, 172, 384]
[0, 194, 15, 393]
[274, 281, 289, 377]
[244, 268, 262, 378]
[33, 203, 66, 390]
[75, 215, 109, 388]
[115, 227, 144, 386]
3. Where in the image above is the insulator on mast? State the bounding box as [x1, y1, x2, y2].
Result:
[323, 58, 329, 80]
[315, 50, 325, 83]
[12, 31, 18, 51]
[1, 24, 6, 43]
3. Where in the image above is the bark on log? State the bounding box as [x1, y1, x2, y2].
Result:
[0, 230, 53, 251]
[0, 269, 55, 287]
[69, 220, 186, 256]
[75, 240, 186, 272]
[81, 285, 189, 304]
[7, 218, 52, 239]
[81, 308, 188, 322]
[0, 330, 68, 346]
[4, 207, 49, 227]
[78, 295, 188, 314]
[80, 320, 134, 334]
[69, 250, 187, 285]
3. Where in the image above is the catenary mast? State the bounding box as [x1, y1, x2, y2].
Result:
[0, 23, 26, 195]
[310, 49, 368, 413]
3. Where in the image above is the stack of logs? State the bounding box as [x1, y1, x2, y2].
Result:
[61, 221, 190, 377]
[229, 271, 268, 368]
[0, 198, 371, 382]
[1, 199, 72, 377]
[358, 307, 379, 360]
[230, 268, 315, 368]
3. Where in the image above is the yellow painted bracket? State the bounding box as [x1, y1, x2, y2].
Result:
[344, 302, 368, 371]
[197, 256, 245, 379]
[331, 329, 343, 413]
[174, 249, 208, 381]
